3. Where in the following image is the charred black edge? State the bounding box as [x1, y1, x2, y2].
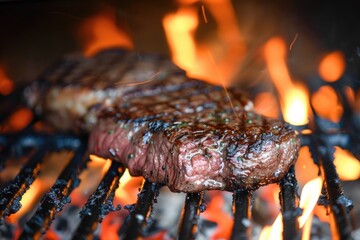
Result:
[279, 166, 302, 240]
[231, 189, 252, 240]
[71, 160, 123, 240]
[19, 145, 87, 240]
[121, 180, 160, 240]
[178, 192, 204, 240]
[0, 149, 45, 222]
[317, 142, 354, 239]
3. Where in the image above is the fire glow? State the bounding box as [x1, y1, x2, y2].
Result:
[163, 0, 245, 86]
[264, 37, 309, 126]
[78, 9, 133, 57]
[259, 177, 323, 240]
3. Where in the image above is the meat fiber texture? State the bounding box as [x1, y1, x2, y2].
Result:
[27, 48, 300, 192]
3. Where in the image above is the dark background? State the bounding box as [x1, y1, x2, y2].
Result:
[0, 0, 359, 85]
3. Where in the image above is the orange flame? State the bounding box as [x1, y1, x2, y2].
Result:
[311, 86, 343, 122]
[333, 147, 360, 181]
[0, 67, 14, 96]
[263, 37, 310, 125]
[70, 155, 112, 204]
[259, 177, 323, 240]
[163, 0, 244, 85]
[253, 92, 280, 118]
[295, 147, 320, 186]
[318, 51, 346, 82]
[8, 180, 43, 223]
[79, 9, 133, 57]
[115, 169, 143, 205]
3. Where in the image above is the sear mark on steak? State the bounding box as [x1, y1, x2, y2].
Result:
[26, 48, 300, 192]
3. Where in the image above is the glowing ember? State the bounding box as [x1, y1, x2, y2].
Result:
[0, 67, 14, 95]
[333, 147, 360, 181]
[78, 9, 133, 57]
[264, 37, 309, 125]
[259, 177, 323, 240]
[201, 193, 233, 239]
[318, 51, 346, 82]
[7, 108, 33, 132]
[311, 86, 343, 122]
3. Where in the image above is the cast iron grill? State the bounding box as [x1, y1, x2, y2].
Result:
[0, 53, 357, 240]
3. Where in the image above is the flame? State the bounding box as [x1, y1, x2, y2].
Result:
[78, 9, 133, 57]
[89, 154, 111, 173]
[8, 151, 72, 222]
[8, 180, 43, 223]
[295, 147, 320, 186]
[318, 51, 346, 82]
[253, 92, 280, 118]
[264, 37, 309, 125]
[311, 86, 343, 122]
[70, 155, 111, 203]
[0, 67, 14, 95]
[115, 169, 143, 205]
[163, 0, 244, 85]
[259, 177, 323, 240]
[201, 193, 233, 239]
[333, 147, 360, 181]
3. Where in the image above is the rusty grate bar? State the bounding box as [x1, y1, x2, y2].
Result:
[231, 189, 252, 240]
[178, 192, 204, 240]
[279, 166, 302, 240]
[71, 160, 123, 240]
[19, 145, 87, 240]
[0, 149, 46, 222]
[122, 180, 160, 240]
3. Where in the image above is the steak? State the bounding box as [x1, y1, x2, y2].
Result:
[26, 48, 300, 192]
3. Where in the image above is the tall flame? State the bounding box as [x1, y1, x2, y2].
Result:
[264, 37, 310, 125]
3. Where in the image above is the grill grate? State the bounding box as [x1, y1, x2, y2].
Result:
[0, 53, 358, 239]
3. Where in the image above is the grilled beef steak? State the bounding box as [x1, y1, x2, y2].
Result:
[26, 48, 300, 192]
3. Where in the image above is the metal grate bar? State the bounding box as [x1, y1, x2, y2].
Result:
[122, 180, 159, 240]
[279, 166, 301, 240]
[0, 149, 46, 222]
[318, 145, 353, 239]
[178, 192, 204, 240]
[231, 189, 252, 240]
[71, 160, 123, 240]
[19, 145, 87, 240]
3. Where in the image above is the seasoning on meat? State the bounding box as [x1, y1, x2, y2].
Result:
[26, 49, 300, 192]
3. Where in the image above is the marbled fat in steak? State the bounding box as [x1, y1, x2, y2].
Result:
[26, 49, 300, 192]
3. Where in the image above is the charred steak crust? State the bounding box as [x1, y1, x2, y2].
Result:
[28, 48, 300, 192]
